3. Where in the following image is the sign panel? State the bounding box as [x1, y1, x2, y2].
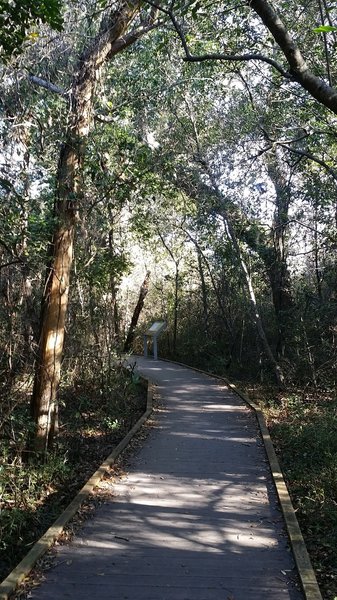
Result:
[146, 321, 166, 335]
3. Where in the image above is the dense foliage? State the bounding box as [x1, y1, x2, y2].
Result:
[1, 0, 337, 597]
[0, 0, 64, 59]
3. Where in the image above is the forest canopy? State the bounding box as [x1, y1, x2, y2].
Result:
[1, 1, 337, 595]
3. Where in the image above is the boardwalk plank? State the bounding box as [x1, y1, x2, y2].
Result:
[29, 357, 303, 600]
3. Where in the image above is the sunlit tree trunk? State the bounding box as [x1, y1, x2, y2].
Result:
[30, 1, 145, 455]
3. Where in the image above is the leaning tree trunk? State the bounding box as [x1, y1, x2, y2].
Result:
[205, 166, 286, 389]
[124, 271, 151, 353]
[30, 1, 147, 455]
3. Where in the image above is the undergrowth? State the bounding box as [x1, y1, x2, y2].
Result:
[240, 383, 337, 600]
[0, 364, 146, 582]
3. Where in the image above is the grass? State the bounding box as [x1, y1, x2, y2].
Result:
[0, 365, 147, 583]
[239, 384, 337, 600]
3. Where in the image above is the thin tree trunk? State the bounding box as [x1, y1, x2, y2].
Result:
[186, 96, 284, 385]
[123, 271, 151, 352]
[313, 203, 322, 301]
[183, 229, 235, 343]
[157, 231, 180, 355]
[109, 227, 121, 343]
[173, 263, 179, 355]
[205, 165, 286, 388]
[30, 1, 149, 454]
[267, 153, 293, 357]
[17, 125, 36, 366]
[197, 250, 209, 334]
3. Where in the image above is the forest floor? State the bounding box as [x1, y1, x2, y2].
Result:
[234, 381, 337, 600]
[0, 366, 147, 584]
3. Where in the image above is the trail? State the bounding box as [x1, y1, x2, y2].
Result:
[30, 357, 303, 600]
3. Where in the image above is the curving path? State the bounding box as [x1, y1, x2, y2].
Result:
[30, 357, 303, 600]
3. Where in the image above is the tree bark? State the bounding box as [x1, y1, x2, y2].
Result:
[157, 231, 180, 355]
[266, 153, 293, 356]
[123, 271, 151, 352]
[203, 164, 286, 388]
[197, 250, 209, 335]
[30, 1, 149, 455]
[248, 0, 337, 114]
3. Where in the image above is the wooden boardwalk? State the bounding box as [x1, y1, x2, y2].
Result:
[29, 357, 303, 600]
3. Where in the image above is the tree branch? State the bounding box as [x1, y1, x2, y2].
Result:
[152, 1, 292, 78]
[29, 74, 67, 97]
[0, 260, 22, 270]
[276, 142, 337, 182]
[94, 113, 115, 123]
[183, 51, 291, 78]
[108, 17, 160, 57]
[318, 0, 332, 87]
[150, 0, 337, 114]
[248, 0, 337, 114]
[257, 125, 337, 182]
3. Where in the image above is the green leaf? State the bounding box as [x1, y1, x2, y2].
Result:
[313, 25, 337, 33]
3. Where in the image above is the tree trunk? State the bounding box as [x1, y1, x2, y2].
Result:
[157, 231, 180, 355]
[313, 202, 323, 301]
[109, 227, 121, 343]
[197, 250, 209, 334]
[205, 165, 286, 388]
[267, 153, 293, 356]
[31, 217, 74, 452]
[184, 229, 235, 342]
[30, 1, 145, 455]
[172, 263, 179, 355]
[249, 0, 337, 114]
[124, 271, 151, 352]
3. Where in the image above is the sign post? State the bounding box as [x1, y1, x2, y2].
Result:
[143, 321, 167, 360]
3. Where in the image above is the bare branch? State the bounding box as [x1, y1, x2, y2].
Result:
[0, 260, 22, 270]
[29, 75, 68, 97]
[250, 145, 273, 161]
[276, 142, 337, 182]
[183, 51, 291, 78]
[248, 0, 337, 114]
[278, 219, 336, 241]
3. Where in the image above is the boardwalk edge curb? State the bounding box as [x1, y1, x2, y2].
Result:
[155, 356, 322, 600]
[0, 378, 154, 600]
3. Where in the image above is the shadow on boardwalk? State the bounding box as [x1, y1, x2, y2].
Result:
[29, 357, 303, 600]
